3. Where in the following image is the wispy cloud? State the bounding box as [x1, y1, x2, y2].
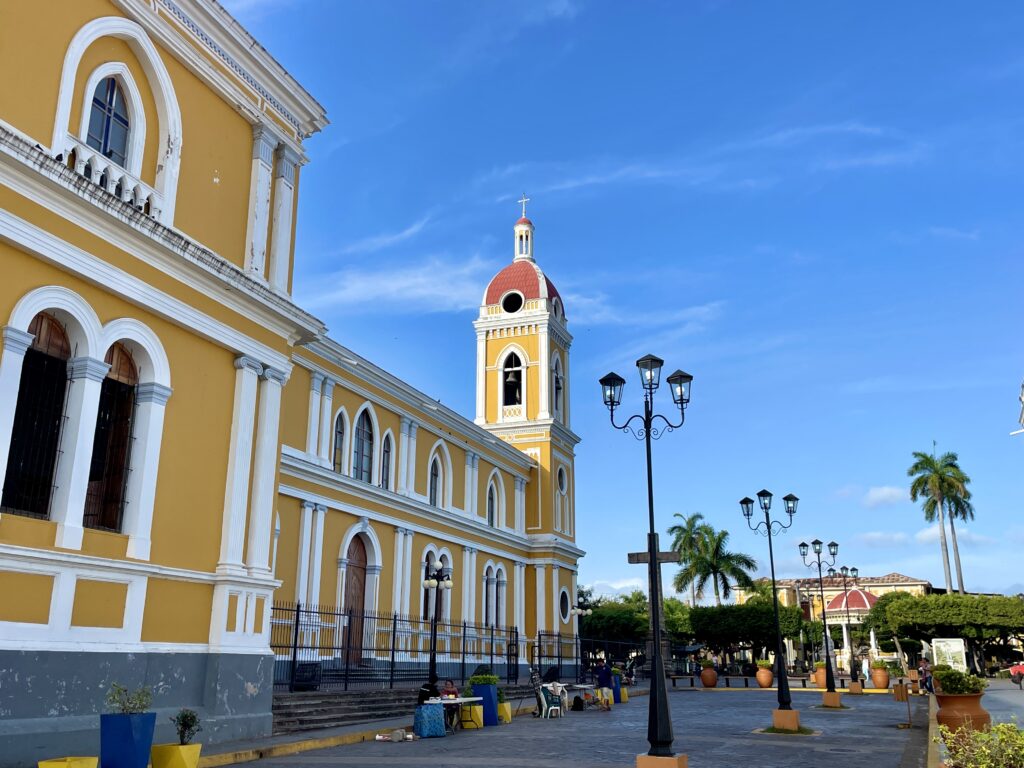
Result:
[915, 524, 994, 546]
[856, 531, 910, 547]
[337, 216, 432, 256]
[928, 226, 980, 241]
[587, 578, 645, 598]
[816, 145, 928, 171]
[297, 253, 495, 314]
[863, 486, 906, 508]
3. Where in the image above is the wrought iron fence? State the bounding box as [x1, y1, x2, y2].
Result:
[270, 602, 520, 691]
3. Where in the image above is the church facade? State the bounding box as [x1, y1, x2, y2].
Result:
[0, 1, 582, 762]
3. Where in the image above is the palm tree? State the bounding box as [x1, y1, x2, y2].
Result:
[667, 512, 705, 607]
[672, 525, 756, 606]
[908, 450, 969, 594]
[946, 488, 974, 595]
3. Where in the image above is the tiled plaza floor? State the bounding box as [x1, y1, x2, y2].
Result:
[252, 689, 928, 768]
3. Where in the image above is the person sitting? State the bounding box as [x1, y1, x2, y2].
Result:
[440, 678, 460, 728]
[417, 675, 440, 705]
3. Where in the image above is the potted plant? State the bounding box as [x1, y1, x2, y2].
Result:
[151, 709, 202, 768]
[870, 659, 890, 690]
[933, 669, 990, 732]
[699, 660, 718, 688]
[611, 667, 623, 703]
[469, 674, 500, 726]
[813, 661, 827, 689]
[932, 664, 952, 694]
[496, 687, 512, 724]
[936, 721, 1024, 767]
[101, 684, 156, 768]
[755, 660, 774, 689]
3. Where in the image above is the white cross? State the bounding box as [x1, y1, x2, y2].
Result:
[518, 193, 530, 218]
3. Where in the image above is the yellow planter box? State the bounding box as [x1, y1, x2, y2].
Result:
[497, 702, 512, 723]
[38, 759, 98, 768]
[151, 743, 202, 768]
[460, 704, 484, 729]
[621, 687, 629, 703]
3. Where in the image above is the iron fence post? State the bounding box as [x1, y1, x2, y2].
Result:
[344, 609, 353, 691]
[288, 602, 301, 693]
[389, 613, 398, 689]
[557, 632, 563, 680]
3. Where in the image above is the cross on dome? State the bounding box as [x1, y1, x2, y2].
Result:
[518, 193, 530, 219]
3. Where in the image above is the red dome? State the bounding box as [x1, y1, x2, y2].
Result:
[484, 260, 561, 307]
[516, 216, 533, 227]
[826, 588, 878, 612]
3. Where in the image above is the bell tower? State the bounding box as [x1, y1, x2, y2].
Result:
[474, 200, 579, 540]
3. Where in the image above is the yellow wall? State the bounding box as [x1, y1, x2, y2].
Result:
[71, 579, 128, 628]
[141, 580, 214, 643]
[0, 571, 54, 624]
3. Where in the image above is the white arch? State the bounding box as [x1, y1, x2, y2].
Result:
[497, 344, 529, 421]
[551, 351, 565, 422]
[379, 428, 395, 491]
[52, 17, 183, 224]
[350, 401, 380, 485]
[330, 405, 351, 474]
[100, 317, 171, 386]
[426, 439, 453, 510]
[340, 517, 383, 570]
[9, 285, 102, 359]
[484, 468, 507, 528]
[419, 543, 453, 621]
[337, 517, 383, 615]
[77, 62, 147, 177]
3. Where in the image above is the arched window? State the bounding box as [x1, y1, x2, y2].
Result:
[422, 552, 435, 621]
[86, 77, 130, 167]
[487, 485, 496, 527]
[428, 457, 441, 507]
[352, 410, 373, 483]
[553, 358, 564, 421]
[332, 414, 345, 473]
[83, 342, 138, 531]
[1, 313, 71, 518]
[502, 353, 523, 406]
[380, 434, 392, 490]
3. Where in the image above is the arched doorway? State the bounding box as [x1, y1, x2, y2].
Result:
[344, 535, 367, 664]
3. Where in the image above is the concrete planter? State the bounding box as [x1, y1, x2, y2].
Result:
[935, 693, 991, 732]
[460, 704, 484, 729]
[497, 702, 512, 723]
[813, 668, 827, 689]
[700, 668, 718, 688]
[37, 759, 98, 768]
[151, 744, 202, 768]
[755, 668, 774, 689]
[100, 713, 156, 768]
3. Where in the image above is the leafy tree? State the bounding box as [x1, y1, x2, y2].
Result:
[672, 526, 757, 606]
[908, 450, 970, 594]
[664, 597, 692, 639]
[864, 591, 915, 673]
[690, 602, 802, 658]
[667, 512, 706, 606]
[579, 601, 647, 643]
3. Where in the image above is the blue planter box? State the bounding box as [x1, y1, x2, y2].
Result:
[100, 712, 156, 768]
[612, 674, 622, 703]
[472, 683, 499, 726]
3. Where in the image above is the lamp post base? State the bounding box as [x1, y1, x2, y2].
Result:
[636, 754, 688, 768]
[772, 709, 801, 732]
[822, 691, 843, 708]
[848, 681, 863, 695]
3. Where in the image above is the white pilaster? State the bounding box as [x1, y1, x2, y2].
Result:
[366, 564, 382, 613]
[406, 421, 419, 496]
[497, 577, 507, 628]
[243, 124, 277, 278]
[246, 367, 286, 575]
[52, 356, 110, 550]
[513, 562, 524, 632]
[268, 145, 299, 292]
[393, 526, 405, 614]
[122, 382, 172, 560]
[296, 500, 314, 602]
[551, 564, 561, 629]
[463, 451, 474, 516]
[471, 454, 480, 516]
[515, 478, 526, 533]
[402, 528, 414, 616]
[870, 627, 878, 653]
[218, 355, 262, 572]
[306, 372, 323, 457]
[317, 378, 335, 467]
[0, 327, 35, 506]
[474, 332, 486, 425]
[397, 417, 410, 495]
[309, 503, 326, 606]
[461, 545, 472, 621]
[537, 326, 551, 419]
[570, 570, 579, 635]
[486, 575, 497, 626]
[467, 548, 478, 623]
[535, 563, 547, 634]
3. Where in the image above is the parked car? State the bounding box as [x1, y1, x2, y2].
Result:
[1006, 662, 1024, 686]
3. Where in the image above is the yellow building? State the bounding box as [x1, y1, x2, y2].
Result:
[0, 2, 582, 762]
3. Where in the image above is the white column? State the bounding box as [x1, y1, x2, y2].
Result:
[243, 124, 277, 278]
[366, 564, 382, 613]
[513, 562, 525, 632]
[393, 526, 405, 614]
[474, 332, 486, 424]
[515, 478, 526, 533]
[870, 627, 878, 654]
[0, 327, 34, 503]
[571, 570, 579, 636]
[122, 382, 172, 560]
[306, 372, 323, 457]
[295, 500, 314, 602]
[467, 548, 478, 623]
[461, 545, 472, 621]
[336, 557, 348, 611]
[841, 622, 851, 671]
[402, 529, 414, 616]
[317, 378, 335, 467]
[309, 503, 326, 606]
[218, 355, 262, 572]
[246, 367, 286, 575]
[406, 421, 419, 496]
[268, 145, 299, 292]
[486, 575, 497, 626]
[537, 326, 551, 419]
[51, 356, 110, 550]
[471, 454, 480, 516]
[464, 452, 474, 515]
[398, 417, 410, 495]
[535, 564, 547, 634]
[551, 564, 561, 630]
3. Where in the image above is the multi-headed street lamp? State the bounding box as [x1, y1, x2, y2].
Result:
[799, 539, 841, 706]
[741, 490, 798, 728]
[828, 565, 860, 687]
[422, 564, 453, 683]
[599, 355, 692, 761]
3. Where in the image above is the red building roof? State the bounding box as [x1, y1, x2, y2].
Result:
[484, 260, 561, 307]
[826, 588, 878, 612]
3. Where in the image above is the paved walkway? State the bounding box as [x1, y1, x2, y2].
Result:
[247, 689, 928, 768]
[978, 679, 1024, 724]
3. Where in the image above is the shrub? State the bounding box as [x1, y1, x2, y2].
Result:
[756, 660, 773, 669]
[937, 722, 1024, 768]
[611, 667, 623, 676]
[105, 683, 152, 714]
[933, 664, 953, 673]
[871, 659, 888, 669]
[814, 661, 826, 669]
[496, 688, 506, 704]
[933, 669, 987, 695]
[171, 709, 201, 746]
[467, 674, 500, 686]
[700, 660, 715, 669]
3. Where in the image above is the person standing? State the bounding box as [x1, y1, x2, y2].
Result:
[595, 658, 614, 711]
[861, 656, 870, 682]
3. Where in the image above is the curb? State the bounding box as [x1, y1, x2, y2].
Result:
[926, 695, 941, 768]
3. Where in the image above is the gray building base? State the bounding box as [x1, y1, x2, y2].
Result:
[0, 650, 273, 768]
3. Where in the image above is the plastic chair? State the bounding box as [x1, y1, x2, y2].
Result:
[541, 688, 562, 719]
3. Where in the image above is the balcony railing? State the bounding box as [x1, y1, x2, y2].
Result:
[57, 134, 162, 220]
[501, 404, 524, 421]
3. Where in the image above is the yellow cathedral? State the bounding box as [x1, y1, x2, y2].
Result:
[0, 1, 583, 763]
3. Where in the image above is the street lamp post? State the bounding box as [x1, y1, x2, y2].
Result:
[422, 564, 453, 683]
[599, 355, 692, 762]
[800, 539, 842, 707]
[741, 490, 798, 729]
[828, 565, 860, 688]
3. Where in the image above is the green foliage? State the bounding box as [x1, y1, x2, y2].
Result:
[171, 709, 201, 746]
[871, 659, 888, 669]
[611, 667, 623, 676]
[933, 664, 953, 673]
[689, 602, 803, 654]
[933, 669, 986, 695]
[937, 722, 1024, 768]
[671, 524, 757, 606]
[864, 592, 915, 639]
[814, 661, 826, 669]
[699, 659, 715, 669]
[885, 594, 1024, 644]
[468, 674, 500, 686]
[663, 597, 692, 639]
[105, 683, 152, 714]
[496, 688, 506, 704]
[762, 725, 815, 735]
[579, 601, 648, 643]
[756, 660, 773, 669]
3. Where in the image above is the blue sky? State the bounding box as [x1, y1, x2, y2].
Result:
[226, 0, 1024, 597]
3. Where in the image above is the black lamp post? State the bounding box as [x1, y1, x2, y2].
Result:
[599, 355, 692, 759]
[422, 564, 453, 683]
[828, 565, 860, 684]
[799, 539, 838, 693]
[740, 490, 797, 713]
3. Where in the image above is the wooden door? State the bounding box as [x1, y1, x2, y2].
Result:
[344, 536, 367, 664]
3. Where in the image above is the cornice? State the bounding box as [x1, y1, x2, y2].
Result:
[483, 418, 581, 447]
